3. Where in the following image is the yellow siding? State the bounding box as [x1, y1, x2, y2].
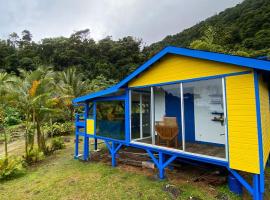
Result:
[226, 73, 260, 173]
[129, 54, 250, 87]
[259, 75, 270, 168]
[86, 119, 95, 135]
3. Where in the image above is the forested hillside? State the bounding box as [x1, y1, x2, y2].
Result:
[145, 0, 270, 58]
[0, 0, 269, 84]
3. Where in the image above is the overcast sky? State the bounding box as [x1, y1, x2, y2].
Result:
[0, 0, 243, 45]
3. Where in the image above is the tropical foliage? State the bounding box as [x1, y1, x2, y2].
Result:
[145, 0, 270, 58]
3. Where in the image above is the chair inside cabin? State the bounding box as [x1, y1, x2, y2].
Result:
[155, 117, 179, 148]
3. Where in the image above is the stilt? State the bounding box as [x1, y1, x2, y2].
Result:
[104, 141, 122, 167]
[94, 138, 98, 151]
[74, 134, 79, 159]
[83, 135, 89, 160]
[146, 150, 176, 179]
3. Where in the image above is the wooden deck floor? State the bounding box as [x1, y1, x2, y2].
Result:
[134, 137, 226, 159]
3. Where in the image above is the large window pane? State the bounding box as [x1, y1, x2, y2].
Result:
[183, 78, 226, 158]
[131, 88, 151, 140]
[154, 84, 182, 150]
[96, 101, 125, 140]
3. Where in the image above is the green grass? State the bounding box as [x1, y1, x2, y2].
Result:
[0, 138, 264, 200]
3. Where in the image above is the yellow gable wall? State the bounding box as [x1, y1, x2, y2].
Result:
[128, 54, 249, 87]
[226, 73, 260, 174]
[259, 75, 270, 168]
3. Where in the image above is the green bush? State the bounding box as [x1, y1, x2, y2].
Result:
[51, 137, 65, 151]
[25, 148, 45, 164]
[0, 156, 24, 180]
[44, 122, 74, 137]
[4, 107, 22, 126]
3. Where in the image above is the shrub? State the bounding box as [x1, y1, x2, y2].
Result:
[44, 122, 74, 137]
[51, 137, 65, 151]
[0, 156, 24, 180]
[25, 148, 45, 164]
[4, 107, 22, 126]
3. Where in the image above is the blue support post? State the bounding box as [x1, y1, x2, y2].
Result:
[93, 102, 97, 151]
[74, 134, 79, 159]
[83, 102, 89, 161]
[111, 142, 116, 167]
[146, 150, 177, 179]
[94, 138, 98, 151]
[74, 114, 79, 159]
[105, 141, 122, 167]
[159, 152, 165, 179]
[253, 174, 264, 200]
[254, 71, 265, 194]
[125, 89, 130, 143]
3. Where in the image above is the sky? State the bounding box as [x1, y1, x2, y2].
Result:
[0, 0, 243, 45]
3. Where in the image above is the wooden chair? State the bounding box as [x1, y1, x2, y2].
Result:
[155, 117, 179, 148]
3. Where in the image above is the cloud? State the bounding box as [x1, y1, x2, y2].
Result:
[0, 0, 243, 44]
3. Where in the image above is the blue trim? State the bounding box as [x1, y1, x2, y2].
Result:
[94, 95, 126, 102]
[93, 102, 97, 136]
[88, 134, 125, 143]
[129, 71, 251, 89]
[254, 71, 265, 193]
[74, 45, 270, 103]
[125, 89, 131, 143]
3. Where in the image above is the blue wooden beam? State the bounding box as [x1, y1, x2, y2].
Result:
[83, 103, 89, 161]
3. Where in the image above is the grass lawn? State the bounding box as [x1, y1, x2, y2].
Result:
[0, 138, 268, 200]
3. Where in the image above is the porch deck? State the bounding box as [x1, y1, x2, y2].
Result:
[134, 137, 226, 159]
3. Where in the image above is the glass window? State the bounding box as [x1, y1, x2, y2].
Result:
[96, 101, 125, 140]
[131, 88, 151, 141]
[153, 84, 182, 150]
[183, 78, 226, 158]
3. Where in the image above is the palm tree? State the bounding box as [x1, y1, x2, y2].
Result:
[11, 67, 56, 155]
[56, 67, 90, 121]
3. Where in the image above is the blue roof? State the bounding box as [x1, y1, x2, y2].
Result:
[73, 46, 270, 103]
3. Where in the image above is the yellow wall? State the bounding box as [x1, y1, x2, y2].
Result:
[226, 73, 260, 174]
[86, 119, 95, 135]
[259, 75, 270, 168]
[129, 54, 250, 87]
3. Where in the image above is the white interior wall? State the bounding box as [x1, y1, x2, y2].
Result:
[193, 83, 225, 144]
[154, 91, 165, 122]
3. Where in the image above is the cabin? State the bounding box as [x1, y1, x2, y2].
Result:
[73, 46, 270, 200]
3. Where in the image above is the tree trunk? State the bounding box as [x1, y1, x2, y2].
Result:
[3, 128, 8, 158]
[36, 116, 46, 154]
